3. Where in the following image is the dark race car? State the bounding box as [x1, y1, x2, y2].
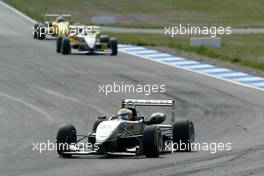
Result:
[56, 99, 195, 158]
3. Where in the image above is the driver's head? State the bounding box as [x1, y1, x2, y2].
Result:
[56, 16, 64, 22]
[117, 108, 133, 121]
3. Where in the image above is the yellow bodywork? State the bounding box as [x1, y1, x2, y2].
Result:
[69, 33, 80, 46]
[49, 21, 70, 36]
[100, 43, 108, 49]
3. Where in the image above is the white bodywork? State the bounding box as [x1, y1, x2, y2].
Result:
[77, 33, 97, 49]
[96, 120, 122, 144]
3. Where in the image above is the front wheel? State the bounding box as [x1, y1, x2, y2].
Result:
[56, 36, 63, 53]
[56, 124, 77, 158]
[37, 24, 46, 40]
[142, 126, 163, 158]
[33, 24, 39, 39]
[61, 37, 71, 55]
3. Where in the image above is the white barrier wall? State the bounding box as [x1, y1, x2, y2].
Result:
[190, 37, 221, 48]
[91, 16, 117, 25]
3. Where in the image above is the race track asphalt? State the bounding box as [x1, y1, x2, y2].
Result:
[0, 3, 264, 176]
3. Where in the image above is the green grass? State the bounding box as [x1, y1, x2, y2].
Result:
[4, 0, 264, 28]
[4, 0, 264, 71]
[105, 32, 264, 71]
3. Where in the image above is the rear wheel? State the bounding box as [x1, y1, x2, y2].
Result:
[56, 36, 63, 53]
[172, 119, 195, 152]
[56, 124, 77, 158]
[110, 39, 118, 56]
[61, 37, 71, 55]
[142, 126, 162, 158]
[37, 24, 46, 40]
[33, 24, 39, 39]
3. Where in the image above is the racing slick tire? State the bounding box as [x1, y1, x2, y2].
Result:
[142, 126, 163, 158]
[110, 39, 118, 56]
[61, 37, 71, 55]
[37, 24, 46, 40]
[172, 119, 195, 152]
[56, 36, 63, 53]
[56, 124, 77, 158]
[33, 24, 39, 39]
[100, 35, 109, 43]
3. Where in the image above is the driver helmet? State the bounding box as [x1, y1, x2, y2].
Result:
[117, 108, 133, 121]
[56, 16, 64, 22]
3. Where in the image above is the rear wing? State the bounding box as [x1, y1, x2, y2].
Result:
[45, 14, 72, 20]
[122, 99, 174, 106]
[45, 14, 72, 17]
[122, 99, 176, 124]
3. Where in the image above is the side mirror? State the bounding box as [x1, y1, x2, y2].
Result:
[147, 112, 166, 125]
[97, 115, 106, 120]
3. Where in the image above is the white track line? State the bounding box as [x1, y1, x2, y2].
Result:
[232, 77, 264, 81]
[201, 68, 231, 73]
[186, 64, 214, 69]
[147, 54, 171, 57]
[158, 57, 185, 61]
[120, 48, 264, 92]
[30, 85, 84, 104]
[0, 91, 53, 122]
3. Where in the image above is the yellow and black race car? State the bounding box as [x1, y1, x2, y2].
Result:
[33, 14, 72, 40]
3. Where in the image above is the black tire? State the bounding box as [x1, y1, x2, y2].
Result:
[100, 35, 109, 43]
[92, 119, 104, 133]
[37, 24, 46, 40]
[33, 24, 39, 39]
[172, 120, 195, 152]
[56, 124, 77, 158]
[61, 37, 71, 55]
[142, 126, 162, 158]
[110, 39, 118, 56]
[57, 36, 63, 53]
